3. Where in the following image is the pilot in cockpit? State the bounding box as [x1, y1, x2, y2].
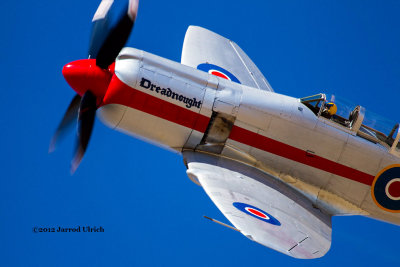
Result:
[322, 102, 337, 119]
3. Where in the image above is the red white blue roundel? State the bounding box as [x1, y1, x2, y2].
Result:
[371, 165, 400, 213]
[233, 202, 281, 226]
[197, 63, 241, 84]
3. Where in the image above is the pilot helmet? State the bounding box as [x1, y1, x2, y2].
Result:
[325, 102, 337, 115]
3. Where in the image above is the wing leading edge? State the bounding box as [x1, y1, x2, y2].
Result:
[184, 151, 332, 259]
[181, 26, 274, 92]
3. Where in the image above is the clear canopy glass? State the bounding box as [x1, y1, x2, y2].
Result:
[300, 93, 400, 152]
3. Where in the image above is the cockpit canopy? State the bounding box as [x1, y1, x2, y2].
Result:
[300, 93, 400, 155]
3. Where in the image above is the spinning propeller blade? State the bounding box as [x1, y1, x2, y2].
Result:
[95, 0, 139, 69]
[49, 94, 81, 153]
[89, 0, 114, 59]
[71, 91, 97, 173]
[50, 0, 139, 173]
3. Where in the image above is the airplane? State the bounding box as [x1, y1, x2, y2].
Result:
[50, 0, 400, 259]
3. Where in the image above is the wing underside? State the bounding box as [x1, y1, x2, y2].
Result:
[184, 151, 332, 259]
[181, 26, 274, 92]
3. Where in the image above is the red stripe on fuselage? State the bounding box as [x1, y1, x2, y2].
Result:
[102, 75, 210, 133]
[103, 75, 375, 186]
[229, 126, 374, 185]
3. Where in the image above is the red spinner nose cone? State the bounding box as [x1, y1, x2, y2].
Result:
[62, 59, 113, 101]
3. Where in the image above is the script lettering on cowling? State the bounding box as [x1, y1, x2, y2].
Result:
[139, 78, 202, 109]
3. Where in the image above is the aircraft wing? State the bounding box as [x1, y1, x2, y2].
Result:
[181, 26, 274, 92]
[184, 151, 331, 259]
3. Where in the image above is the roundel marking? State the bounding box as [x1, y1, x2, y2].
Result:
[245, 207, 270, 219]
[197, 63, 241, 84]
[209, 70, 230, 80]
[371, 164, 400, 213]
[233, 202, 281, 226]
[385, 178, 400, 200]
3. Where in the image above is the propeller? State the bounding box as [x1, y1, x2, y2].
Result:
[50, 0, 139, 173]
[71, 90, 97, 173]
[95, 0, 139, 69]
[49, 94, 81, 153]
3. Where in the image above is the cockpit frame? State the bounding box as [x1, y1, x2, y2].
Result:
[300, 93, 400, 156]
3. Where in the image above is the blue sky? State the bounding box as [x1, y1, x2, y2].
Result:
[1, 0, 400, 266]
